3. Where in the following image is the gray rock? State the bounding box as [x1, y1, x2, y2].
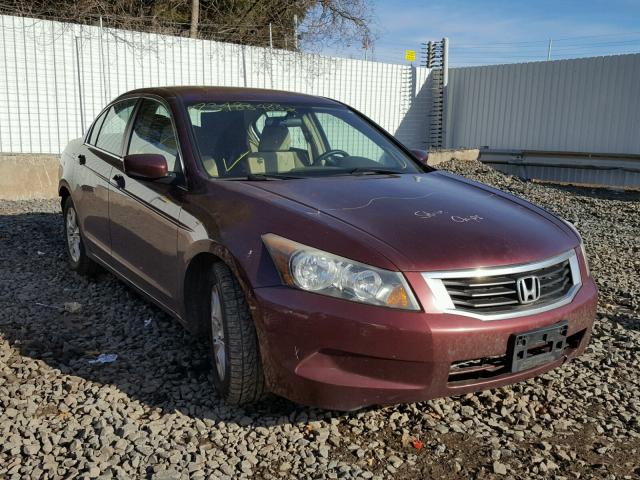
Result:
[0, 165, 638, 480]
[493, 461, 508, 475]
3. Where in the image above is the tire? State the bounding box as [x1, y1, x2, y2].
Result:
[63, 197, 99, 276]
[207, 261, 265, 405]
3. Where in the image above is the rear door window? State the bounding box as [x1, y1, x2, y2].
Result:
[94, 99, 136, 155]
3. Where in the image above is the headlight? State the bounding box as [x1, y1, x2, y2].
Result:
[262, 234, 420, 310]
[561, 219, 590, 277]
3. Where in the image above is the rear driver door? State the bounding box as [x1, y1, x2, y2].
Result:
[75, 99, 137, 261]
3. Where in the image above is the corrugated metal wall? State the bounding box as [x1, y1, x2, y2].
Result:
[0, 15, 431, 155]
[446, 54, 640, 154]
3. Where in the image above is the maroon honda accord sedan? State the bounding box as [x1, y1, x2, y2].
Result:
[58, 86, 597, 410]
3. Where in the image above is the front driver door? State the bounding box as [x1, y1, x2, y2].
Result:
[108, 98, 184, 312]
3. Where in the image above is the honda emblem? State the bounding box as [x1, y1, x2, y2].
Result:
[516, 275, 541, 304]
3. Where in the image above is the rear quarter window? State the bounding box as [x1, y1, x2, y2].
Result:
[88, 110, 108, 145]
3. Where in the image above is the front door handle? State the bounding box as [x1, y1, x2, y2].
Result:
[112, 174, 125, 189]
[77, 154, 86, 165]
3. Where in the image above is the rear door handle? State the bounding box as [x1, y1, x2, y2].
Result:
[112, 174, 125, 189]
[77, 154, 86, 165]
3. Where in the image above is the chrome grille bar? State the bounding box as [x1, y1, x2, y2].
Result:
[422, 250, 582, 321]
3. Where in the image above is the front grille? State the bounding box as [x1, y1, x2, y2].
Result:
[422, 250, 581, 320]
[443, 259, 572, 314]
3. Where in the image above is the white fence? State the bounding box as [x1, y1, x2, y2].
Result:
[0, 15, 432, 155]
[446, 54, 640, 154]
[10, 14, 637, 162]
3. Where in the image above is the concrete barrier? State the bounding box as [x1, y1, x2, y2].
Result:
[0, 154, 59, 200]
[426, 148, 480, 166]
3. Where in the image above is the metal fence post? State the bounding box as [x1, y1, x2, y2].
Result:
[74, 36, 85, 135]
[99, 16, 108, 104]
[442, 37, 449, 148]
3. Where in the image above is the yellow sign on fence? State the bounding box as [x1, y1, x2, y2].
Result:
[405, 50, 416, 62]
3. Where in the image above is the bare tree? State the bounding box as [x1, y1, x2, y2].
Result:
[298, 0, 374, 50]
[0, 0, 374, 50]
[190, 0, 199, 38]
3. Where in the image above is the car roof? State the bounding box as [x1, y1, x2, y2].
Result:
[118, 86, 344, 107]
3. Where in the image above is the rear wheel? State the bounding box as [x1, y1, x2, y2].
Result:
[63, 197, 99, 276]
[207, 262, 265, 405]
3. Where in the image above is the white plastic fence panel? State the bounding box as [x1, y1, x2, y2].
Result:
[0, 15, 431, 155]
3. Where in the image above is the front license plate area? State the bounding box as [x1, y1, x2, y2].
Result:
[509, 321, 569, 373]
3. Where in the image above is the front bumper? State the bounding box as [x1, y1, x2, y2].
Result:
[253, 272, 597, 411]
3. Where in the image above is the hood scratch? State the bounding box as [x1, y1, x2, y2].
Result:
[325, 193, 435, 212]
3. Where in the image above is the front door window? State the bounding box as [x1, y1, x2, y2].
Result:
[128, 100, 181, 174]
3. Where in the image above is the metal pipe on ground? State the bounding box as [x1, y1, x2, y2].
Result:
[479, 149, 640, 190]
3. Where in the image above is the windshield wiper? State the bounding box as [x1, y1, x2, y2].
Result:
[244, 172, 305, 181]
[348, 167, 402, 175]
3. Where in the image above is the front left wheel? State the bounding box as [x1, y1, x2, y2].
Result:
[206, 261, 265, 405]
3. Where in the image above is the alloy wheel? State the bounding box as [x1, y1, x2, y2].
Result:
[66, 207, 81, 263]
[210, 286, 226, 380]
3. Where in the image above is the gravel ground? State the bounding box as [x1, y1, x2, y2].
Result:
[1, 161, 639, 479]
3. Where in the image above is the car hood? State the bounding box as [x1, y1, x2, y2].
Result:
[248, 172, 577, 271]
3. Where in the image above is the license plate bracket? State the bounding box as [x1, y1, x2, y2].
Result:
[508, 321, 569, 373]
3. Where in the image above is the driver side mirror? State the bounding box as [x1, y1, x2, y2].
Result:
[123, 154, 169, 180]
[410, 149, 429, 165]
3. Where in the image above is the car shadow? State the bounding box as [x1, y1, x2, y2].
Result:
[0, 208, 355, 427]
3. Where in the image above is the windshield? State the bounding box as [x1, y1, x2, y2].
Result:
[186, 101, 423, 179]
